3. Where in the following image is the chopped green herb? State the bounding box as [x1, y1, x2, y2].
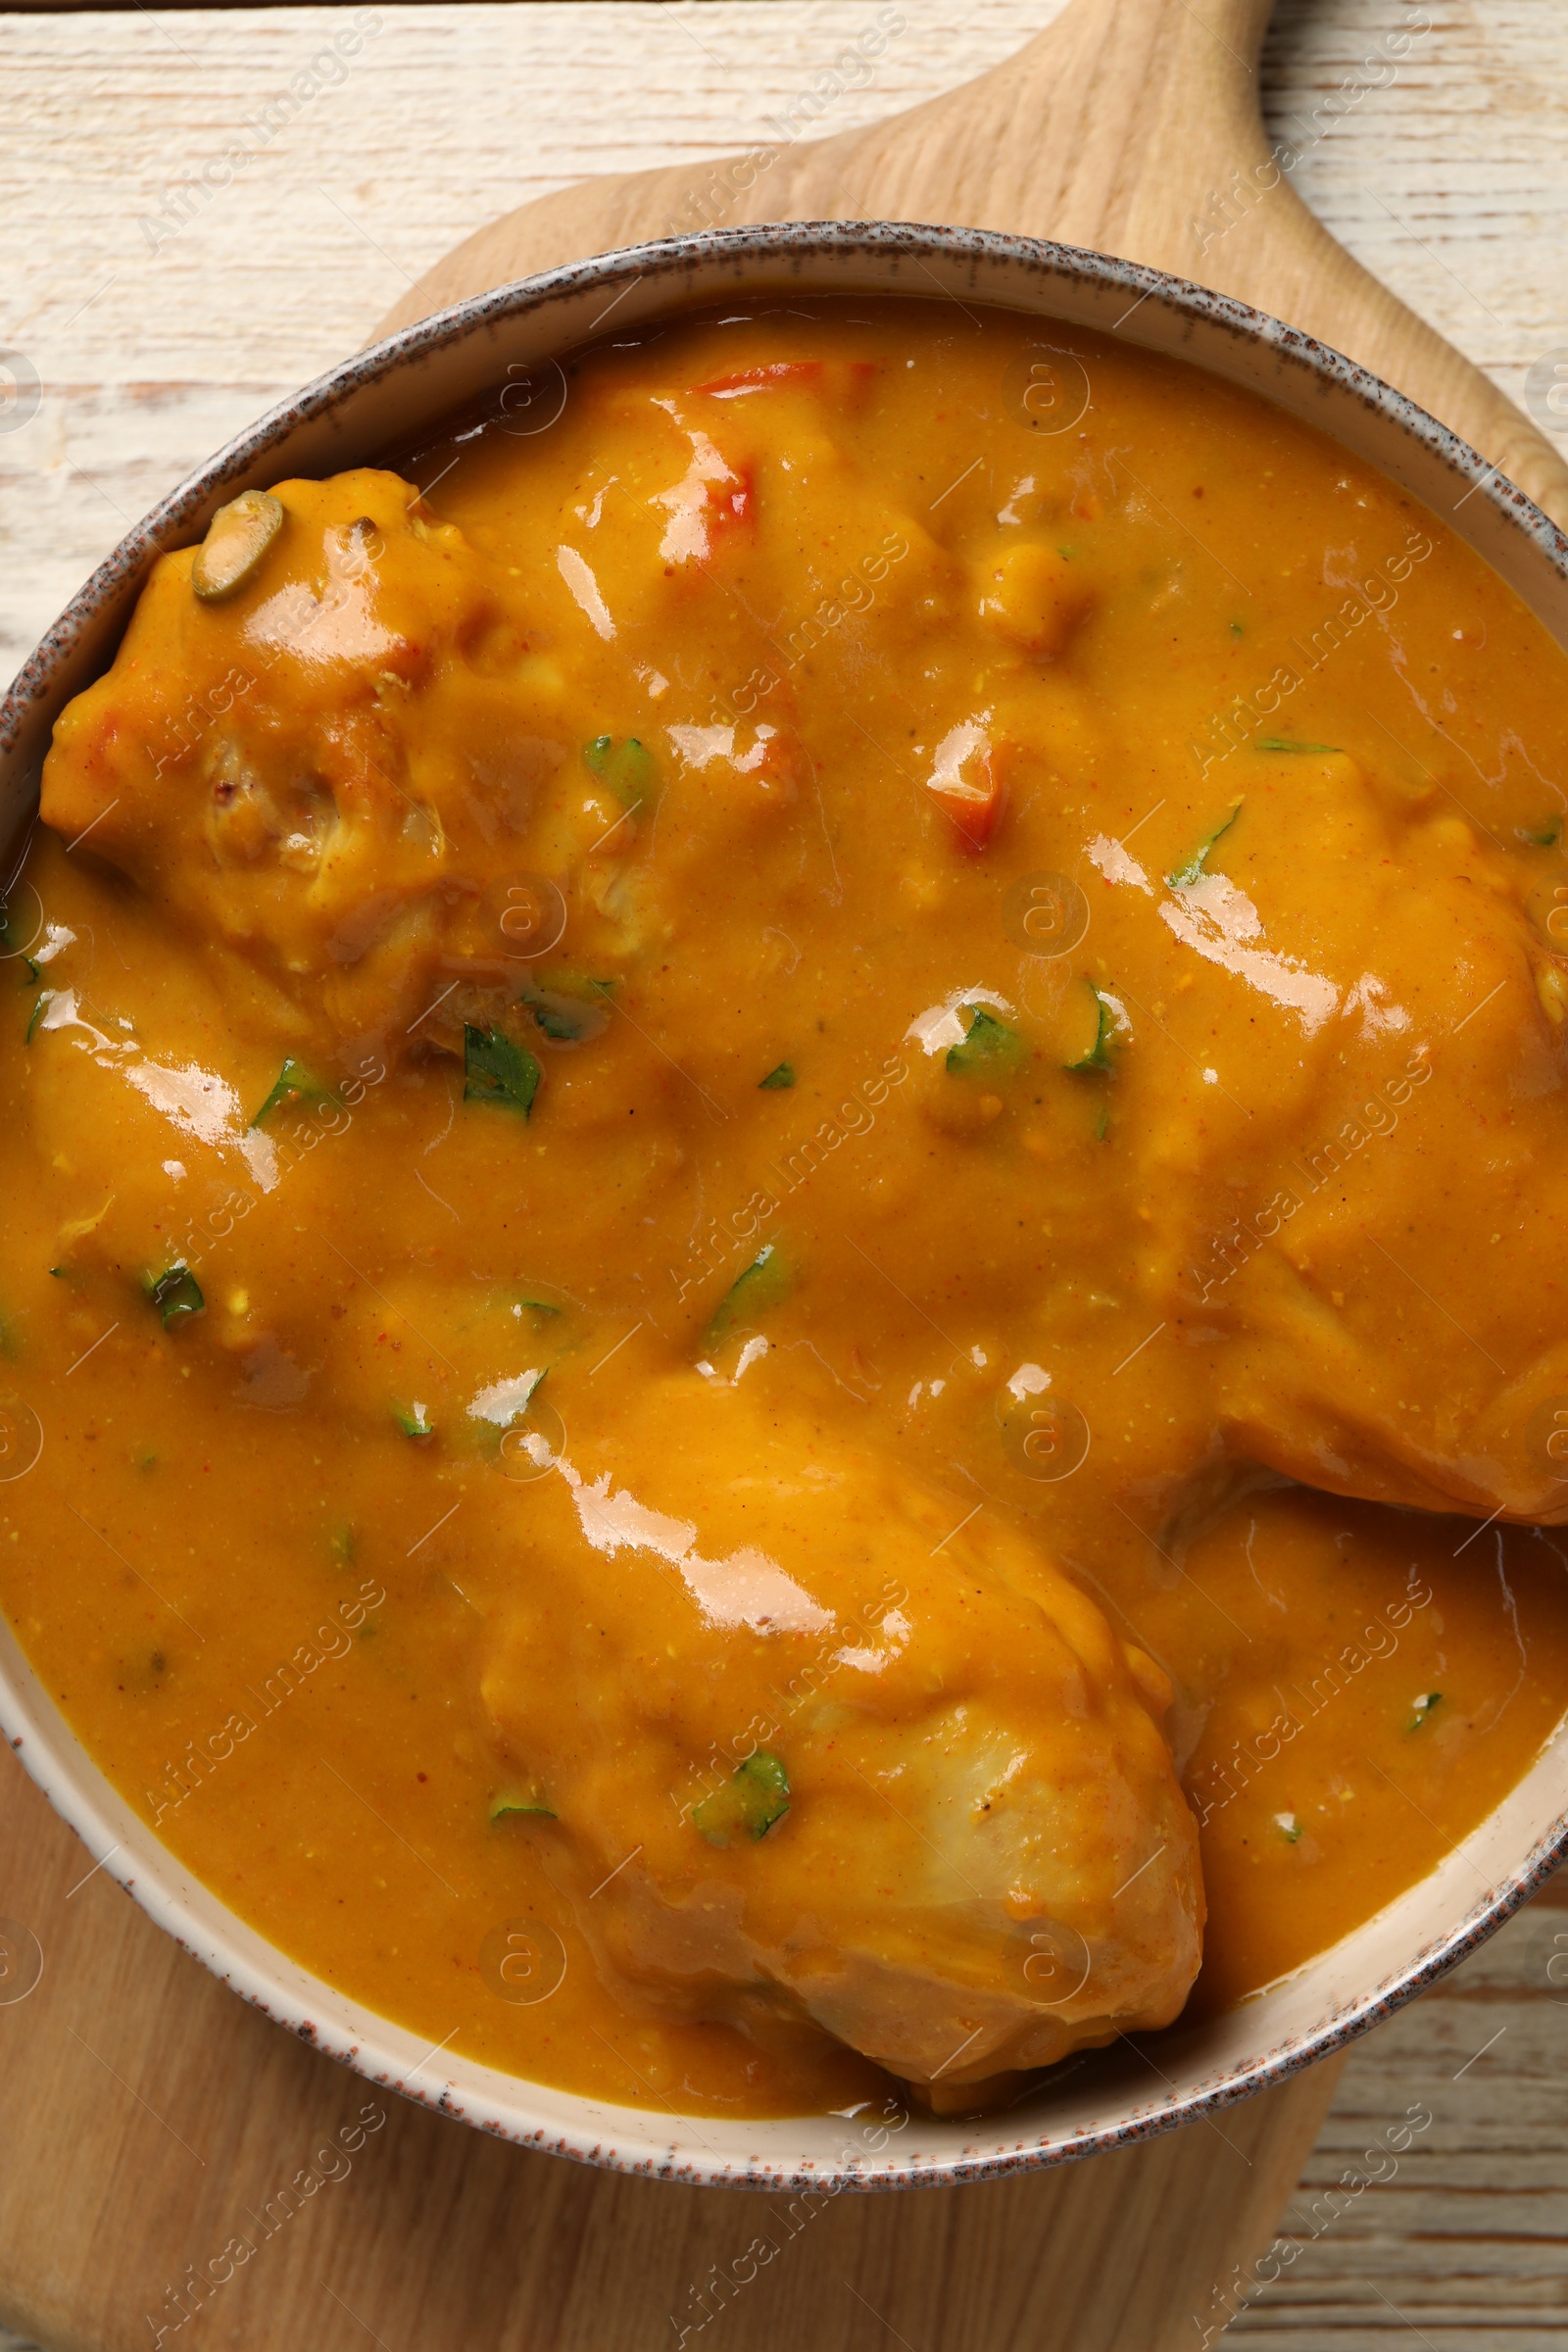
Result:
[1168, 799, 1243, 886]
[1095, 1104, 1109, 1142]
[1254, 738, 1341, 756]
[531, 1002, 585, 1043]
[464, 1024, 541, 1118]
[328, 1526, 357, 1567]
[706, 1241, 791, 1346]
[24, 995, 46, 1045]
[147, 1264, 204, 1327]
[1229, 619, 1245, 638]
[1517, 818, 1563, 849]
[394, 1401, 435, 1440]
[0, 906, 36, 970]
[1407, 1690, 1443, 1732]
[518, 982, 609, 1046]
[583, 735, 657, 809]
[251, 1056, 332, 1127]
[514, 1296, 562, 1322]
[1273, 1811, 1301, 1843]
[489, 1788, 557, 1824]
[946, 1006, 1025, 1079]
[47, 1267, 66, 1280]
[759, 1061, 795, 1090]
[1065, 983, 1116, 1073]
[692, 1751, 791, 1846]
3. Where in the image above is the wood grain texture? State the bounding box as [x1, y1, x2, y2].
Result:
[0, 1748, 1343, 2352]
[5, 5, 1568, 2344]
[370, 0, 1568, 525]
[7, 1, 1568, 685]
[1229, 1868, 1568, 2345]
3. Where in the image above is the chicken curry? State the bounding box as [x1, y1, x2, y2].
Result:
[6, 296, 1568, 2117]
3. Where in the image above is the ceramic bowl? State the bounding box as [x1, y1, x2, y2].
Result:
[3, 222, 1565, 2191]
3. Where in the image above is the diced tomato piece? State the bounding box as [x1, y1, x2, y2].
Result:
[654, 435, 754, 565]
[694, 459, 753, 544]
[692, 362, 825, 400]
[931, 767, 1004, 849]
[926, 722, 1006, 851]
[722, 462, 754, 526]
[731, 722, 803, 803]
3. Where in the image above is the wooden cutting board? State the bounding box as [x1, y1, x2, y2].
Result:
[0, 1751, 1342, 2352]
[0, 1, 1538, 2343]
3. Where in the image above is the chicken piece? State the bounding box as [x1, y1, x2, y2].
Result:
[475, 1373, 1202, 2105]
[1085, 751, 1568, 1527]
[37, 469, 633, 1064]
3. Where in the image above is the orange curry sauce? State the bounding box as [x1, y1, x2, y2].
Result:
[5, 297, 1568, 2117]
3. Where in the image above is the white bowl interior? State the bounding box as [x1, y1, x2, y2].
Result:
[3, 224, 1566, 2189]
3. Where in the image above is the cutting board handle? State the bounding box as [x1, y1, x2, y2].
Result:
[906, 0, 1283, 266]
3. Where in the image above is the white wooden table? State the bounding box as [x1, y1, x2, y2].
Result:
[4, 2, 1568, 2342]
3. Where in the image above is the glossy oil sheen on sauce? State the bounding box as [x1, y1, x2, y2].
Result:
[6, 297, 1568, 2119]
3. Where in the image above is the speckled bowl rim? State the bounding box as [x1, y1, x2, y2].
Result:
[2, 220, 1567, 2195]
